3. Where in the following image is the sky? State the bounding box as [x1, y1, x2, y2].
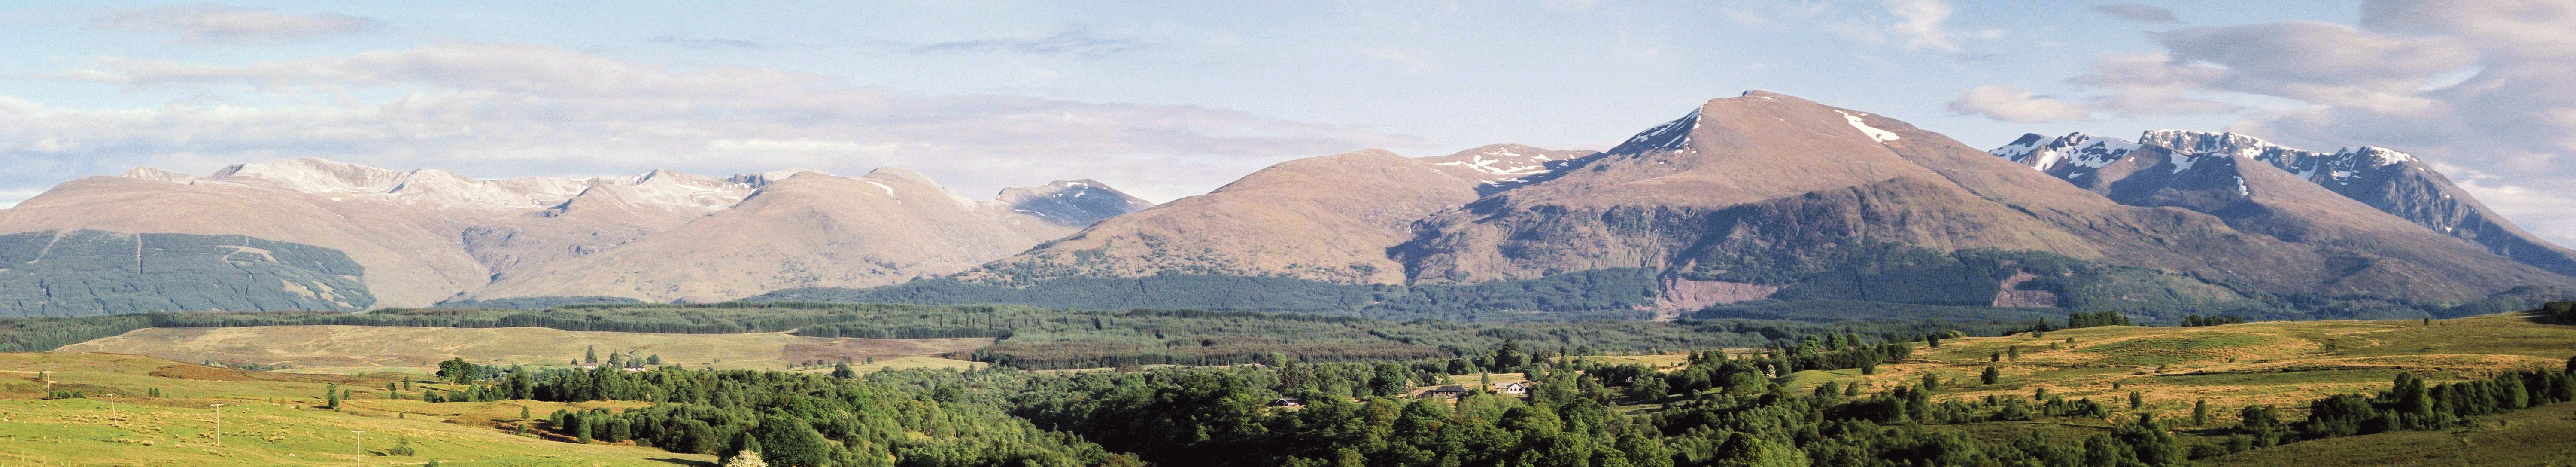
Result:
[2, 0, 2572, 247]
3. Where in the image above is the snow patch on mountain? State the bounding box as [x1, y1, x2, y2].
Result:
[1430, 148, 1552, 178]
[1835, 110, 1902, 142]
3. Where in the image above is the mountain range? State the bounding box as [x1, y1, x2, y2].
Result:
[0, 158, 1146, 314]
[5, 90, 2569, 319]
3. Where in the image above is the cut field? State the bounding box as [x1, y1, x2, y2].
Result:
[2202, 398, 2576, 466]
[1787, 312, 2576, 424]
[0, 352, 711, 467]
[53, 325, 992, 374]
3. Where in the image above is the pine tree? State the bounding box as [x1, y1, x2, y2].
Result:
[2193, 398, 2211, 425]
[2129, 391, 2144, 409]
[1981, 366, 2001, 385]
[831, 363, 855, 379]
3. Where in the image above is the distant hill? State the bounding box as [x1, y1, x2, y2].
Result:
[0, 159, 1147, 314]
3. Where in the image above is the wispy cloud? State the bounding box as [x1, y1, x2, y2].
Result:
[1807, 0, 1995, 53]
[1361, 48, 1438, 75]
[1947, 85, 2088, 122]
[92, 4, 376, 44]
[11, 43, 1422, 202]
[2091, 3, 2183, 24]
[909, 27, 1145, 58]
[650, 35, 764, 49]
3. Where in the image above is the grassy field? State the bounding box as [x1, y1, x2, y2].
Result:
[0, 352, 713, 467]
[53, 325, 990, 375]
[1751, 313, 2573, 429]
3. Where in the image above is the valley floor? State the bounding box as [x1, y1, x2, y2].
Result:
[0, 353, 713, 467]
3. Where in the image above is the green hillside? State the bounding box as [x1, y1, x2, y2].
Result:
[0, 229, 373, 317]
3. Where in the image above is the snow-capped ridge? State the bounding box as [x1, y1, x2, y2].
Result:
[116, 159, 907, 214]
[1605, 109, 1698, 155]
[2134, 130, 2418, 187]
[211, 158, 410, 194]
[1989, 132, 2140, 181]
[118, 166, 196, 184]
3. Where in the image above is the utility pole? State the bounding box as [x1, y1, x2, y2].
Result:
[104, 393, 118, 423]
[211, 403, 224, 447]
[351, 430, 364, 467]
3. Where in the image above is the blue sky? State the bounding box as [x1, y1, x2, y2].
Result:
[3, 1, 2572, 246]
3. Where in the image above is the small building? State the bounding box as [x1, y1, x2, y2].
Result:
[1268, 397, 1304, 408]
[1499, 382, 1529, 395]
[1422, 385, 1469, 397]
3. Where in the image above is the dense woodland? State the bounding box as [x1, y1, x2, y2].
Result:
[0, 303, 2025, 368]
[391, 326, 2576, 467]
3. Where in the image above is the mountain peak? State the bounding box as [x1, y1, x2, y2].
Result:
[1989, 132, 2139, 176]
[209, 157, 409, 193]
[1414, 143, 1595, 186]
[993, 179, 1153, 227]
[118, 166, 196, 183]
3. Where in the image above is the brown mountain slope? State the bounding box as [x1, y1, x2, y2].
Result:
[958, 149, 1489, 285]
[1394, 92, 2569, 302]
[937, 91, 2570, 309]
[2060, 143, 2558, 298]
[465, 169, 1102, 302]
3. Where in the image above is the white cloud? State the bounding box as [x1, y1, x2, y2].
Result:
[93, 5, 377, 45]
[1807, 0, 1990, 53]
[2, 43, 1425, 203]
[1886, 0, 1962, 52]
[1361, 48, 1439, 75]
[1947, 85, 2088, 122]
